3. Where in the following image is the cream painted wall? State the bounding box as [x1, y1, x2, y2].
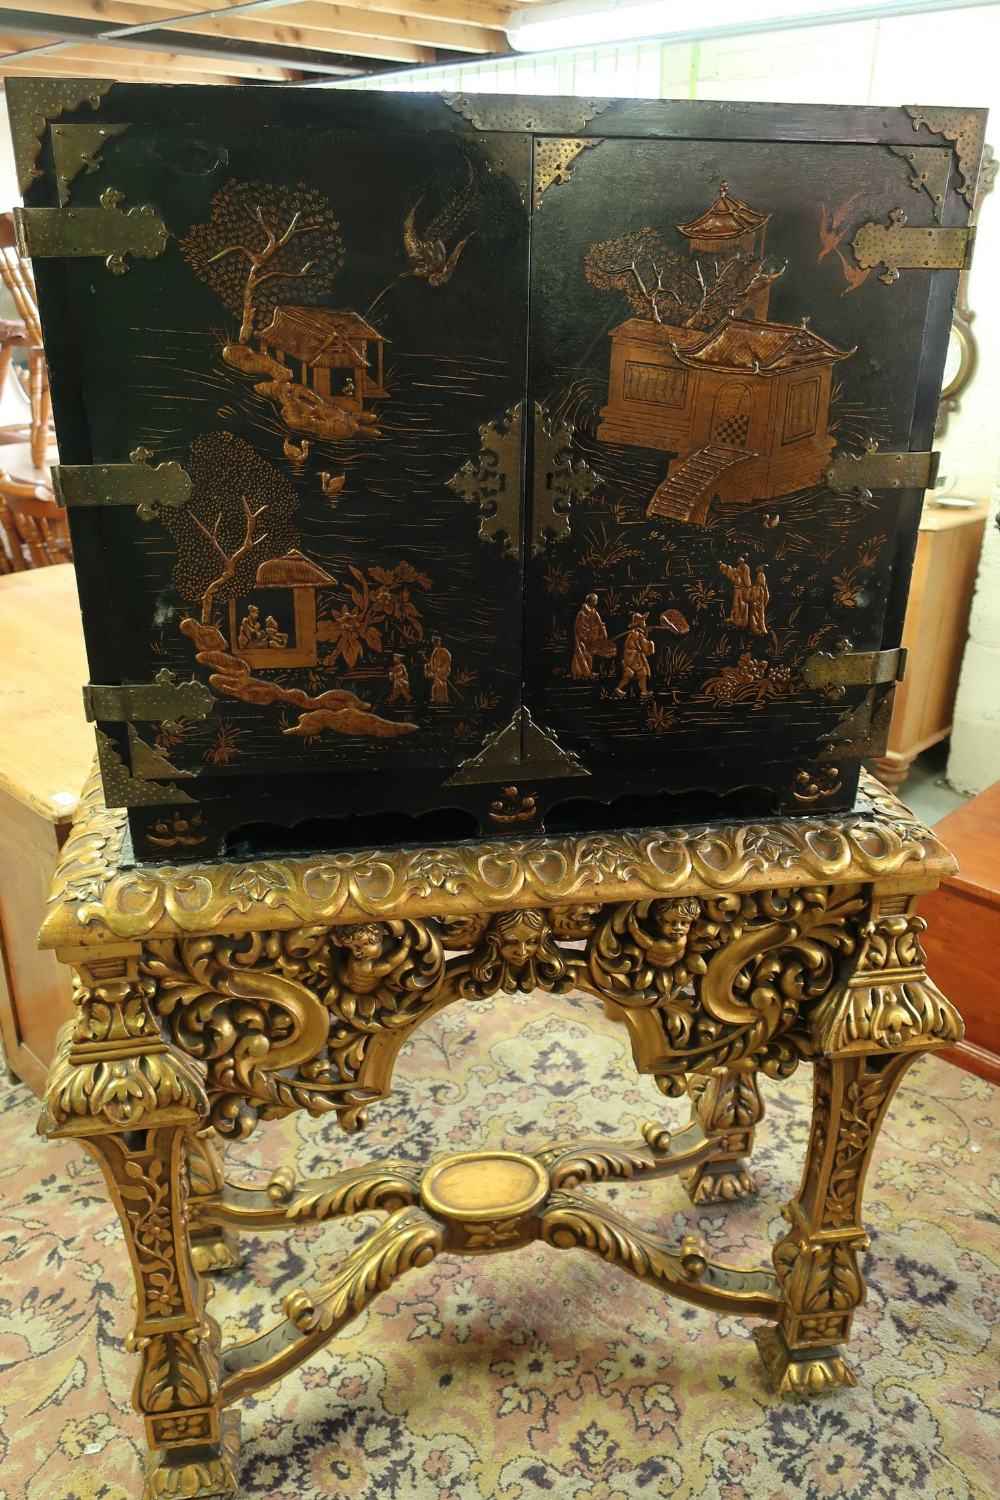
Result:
[689, 9, 1000, 795]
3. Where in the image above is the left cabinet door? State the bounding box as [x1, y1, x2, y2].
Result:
[25, 88, 530, 854]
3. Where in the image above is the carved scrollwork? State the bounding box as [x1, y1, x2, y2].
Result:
[42, 767, 955, 950]
[142, 919, 446, 1138]
[584, 885, 864, 1094]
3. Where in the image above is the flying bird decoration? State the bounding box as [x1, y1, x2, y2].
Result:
[401, 156, 476, 288]
[367, 158, 478, 316]
[402, 157, 477, 287]
[817, 194, 872, 295]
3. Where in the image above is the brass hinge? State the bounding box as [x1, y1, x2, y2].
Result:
[53, 447, 190, 520]
[84, 670, 213, 730]
[15, 186, 167, 274]
[851, 208, 974, 285]
[825, 439, 939, 501]
[802, 640, 907, 698]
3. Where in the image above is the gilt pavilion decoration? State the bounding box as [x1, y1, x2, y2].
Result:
[594, 183, 854, 523]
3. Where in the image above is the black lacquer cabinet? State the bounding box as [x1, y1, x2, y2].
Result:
[9, 82, 985, 860]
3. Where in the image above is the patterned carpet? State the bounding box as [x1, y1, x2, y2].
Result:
[1, 989, 998, 1500]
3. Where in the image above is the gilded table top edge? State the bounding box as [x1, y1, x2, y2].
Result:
[39, 767, 956, 952]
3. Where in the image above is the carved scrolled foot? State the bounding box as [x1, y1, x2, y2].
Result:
[187, 1134, 243, 1275]
[143, 1412, 240, 1499]
[683, 1065, 764, 1206]
[753, 1325, 857, 1398]
[190, 1228, 242, 1276]
[684, 1161, 756, 1205]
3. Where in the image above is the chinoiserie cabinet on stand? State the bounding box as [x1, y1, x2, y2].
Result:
[8, 80, 984, 1500]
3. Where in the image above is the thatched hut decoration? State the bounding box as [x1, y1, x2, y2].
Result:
[256, 306, 389, 410]
[228, 548, 334, 668]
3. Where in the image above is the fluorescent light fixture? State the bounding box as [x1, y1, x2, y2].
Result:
[506, 0, 995, 52]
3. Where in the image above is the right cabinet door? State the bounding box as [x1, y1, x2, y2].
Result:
[523, 117, 971, 814]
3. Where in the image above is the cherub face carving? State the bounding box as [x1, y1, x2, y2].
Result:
[338, 923, 386, 961]
[648, 898, 701, 965]
[495, 908, 547, 967]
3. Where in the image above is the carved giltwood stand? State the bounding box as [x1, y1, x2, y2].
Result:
[39, 770, 962, 1498]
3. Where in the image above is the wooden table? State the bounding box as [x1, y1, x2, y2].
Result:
[873, 500, 987, 789]
[0, 562, 92, 1093]
[38, 769, 963, 1497]
[922, 780, 1000, 1084]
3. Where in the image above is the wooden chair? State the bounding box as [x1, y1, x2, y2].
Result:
[0, 214, 53, 468]
[0, 471, 71, 572]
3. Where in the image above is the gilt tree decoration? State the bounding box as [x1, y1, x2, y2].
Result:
[586, 226, 784, 330]
[163, 431, 299, 617]
[180, 180, 345, 342]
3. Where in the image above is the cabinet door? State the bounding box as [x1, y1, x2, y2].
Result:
[30, 95, 529, 815]
[523, 116, 969, 813]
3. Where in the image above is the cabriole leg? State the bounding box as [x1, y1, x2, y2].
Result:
[683, 1064, 763, 1204]
[755, 1052, 914, 1396]
[43, 952, 236, 1499]
[756, 890, 965, 1396]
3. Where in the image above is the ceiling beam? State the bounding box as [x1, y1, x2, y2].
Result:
[187, 5, 504, 55]
[0, 34, 297, 77]
[22, 0, 504, 53]
[0, 8, 426, 68]
[0, 49, 240, 82]
[81, 0, 517, 33]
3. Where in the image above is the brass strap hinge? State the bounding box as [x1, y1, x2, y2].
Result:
[851, 208, 974, 285]
[53, 447, 190, 519]
[802, 641, 907, 698]
[825, 440, 939, 501]
[84, 670, 213, 729]
[14, 186, 167, 274]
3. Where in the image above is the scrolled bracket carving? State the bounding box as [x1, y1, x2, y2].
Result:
[44, 957, 208, 1136]
[584, 886, 864, 1095]
[808, 893, 963, 1055]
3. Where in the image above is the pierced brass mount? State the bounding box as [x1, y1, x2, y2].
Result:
[532, 402, 601, 554]
[446, 401, 523, 558]
[445, 706, 588, 785]
[802, 640, 907, 698]
[6, 77, 113, 194]
[15, 186, 168, 274]
[905, 105, 986, 207]
[53, 447, 191, 520]
[84, 669, 213, 730]
[50, 122, 129, 206]
[851, 208, 973, 285]
[826, 440, 939, 501]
